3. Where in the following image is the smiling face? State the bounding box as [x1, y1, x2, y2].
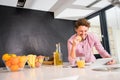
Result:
[75, 25, 89, 40]
[74, 18, 90, 40]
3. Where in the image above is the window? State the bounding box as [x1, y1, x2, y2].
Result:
[88, 16, 102, 55]
[105, 6, 120, 62]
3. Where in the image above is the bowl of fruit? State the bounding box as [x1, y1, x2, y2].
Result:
[27, 54, 44, 68]
[2, 53, 27, 72]
[35, 55, 44, 68]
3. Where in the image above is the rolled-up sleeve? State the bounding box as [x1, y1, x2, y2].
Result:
[93, 34, 110, 58]
[67, 39, 76, 65]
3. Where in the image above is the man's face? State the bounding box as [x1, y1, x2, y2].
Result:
[75, 26, 89, 40]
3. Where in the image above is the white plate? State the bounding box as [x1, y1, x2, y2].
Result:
[92, 66, 120, 71]
[85, 62, 92, 66]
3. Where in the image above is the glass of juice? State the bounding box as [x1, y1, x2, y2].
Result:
[76, 57, 85, 68]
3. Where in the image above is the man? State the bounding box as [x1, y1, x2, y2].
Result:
[67, 18, 115, 65]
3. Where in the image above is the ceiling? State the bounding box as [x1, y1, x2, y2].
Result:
[0, 0, 116, 20]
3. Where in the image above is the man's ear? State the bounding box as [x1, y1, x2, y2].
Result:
[75, 28, 77, 33]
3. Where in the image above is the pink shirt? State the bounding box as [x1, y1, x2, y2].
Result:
[67, 32, 110, 65]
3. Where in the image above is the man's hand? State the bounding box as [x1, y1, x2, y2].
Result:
[73, 35, 82, 46]
[106, 59, 116, 65]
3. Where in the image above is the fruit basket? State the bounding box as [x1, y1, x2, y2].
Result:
[27, 54, 44, 68]
[2, 53, 27, 72]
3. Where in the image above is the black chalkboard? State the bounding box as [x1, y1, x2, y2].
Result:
[0, 5, 75, 67]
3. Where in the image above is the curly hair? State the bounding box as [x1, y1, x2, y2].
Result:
[75, 18, 90, 29]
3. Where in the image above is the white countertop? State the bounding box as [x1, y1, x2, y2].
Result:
[0, 63, 120, 80]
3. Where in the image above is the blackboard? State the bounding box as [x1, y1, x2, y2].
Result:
[0, 5, 75, 67]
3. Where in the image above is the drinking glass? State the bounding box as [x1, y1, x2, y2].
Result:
[76, 57, 85, 68]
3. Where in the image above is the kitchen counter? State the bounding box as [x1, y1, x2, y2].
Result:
[0, 63, 120, 80]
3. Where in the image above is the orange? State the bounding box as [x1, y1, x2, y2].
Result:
[18, 62, 24, 68]
[11, 57, 19, 65]
[10, 64, 19, 72]
[5, 60, 11, 67]
[19, 56, 26, 63]
[2, 53, 11, 61]
[10, 53, 16, 57]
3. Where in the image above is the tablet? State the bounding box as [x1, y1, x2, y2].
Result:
[92, 58, 113, 65]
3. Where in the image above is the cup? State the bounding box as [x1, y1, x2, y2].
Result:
[76, 57, 85, 68]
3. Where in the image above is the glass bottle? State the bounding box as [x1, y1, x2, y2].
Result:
[58, 43, 63, 65]
[53, 44, 59, 65]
